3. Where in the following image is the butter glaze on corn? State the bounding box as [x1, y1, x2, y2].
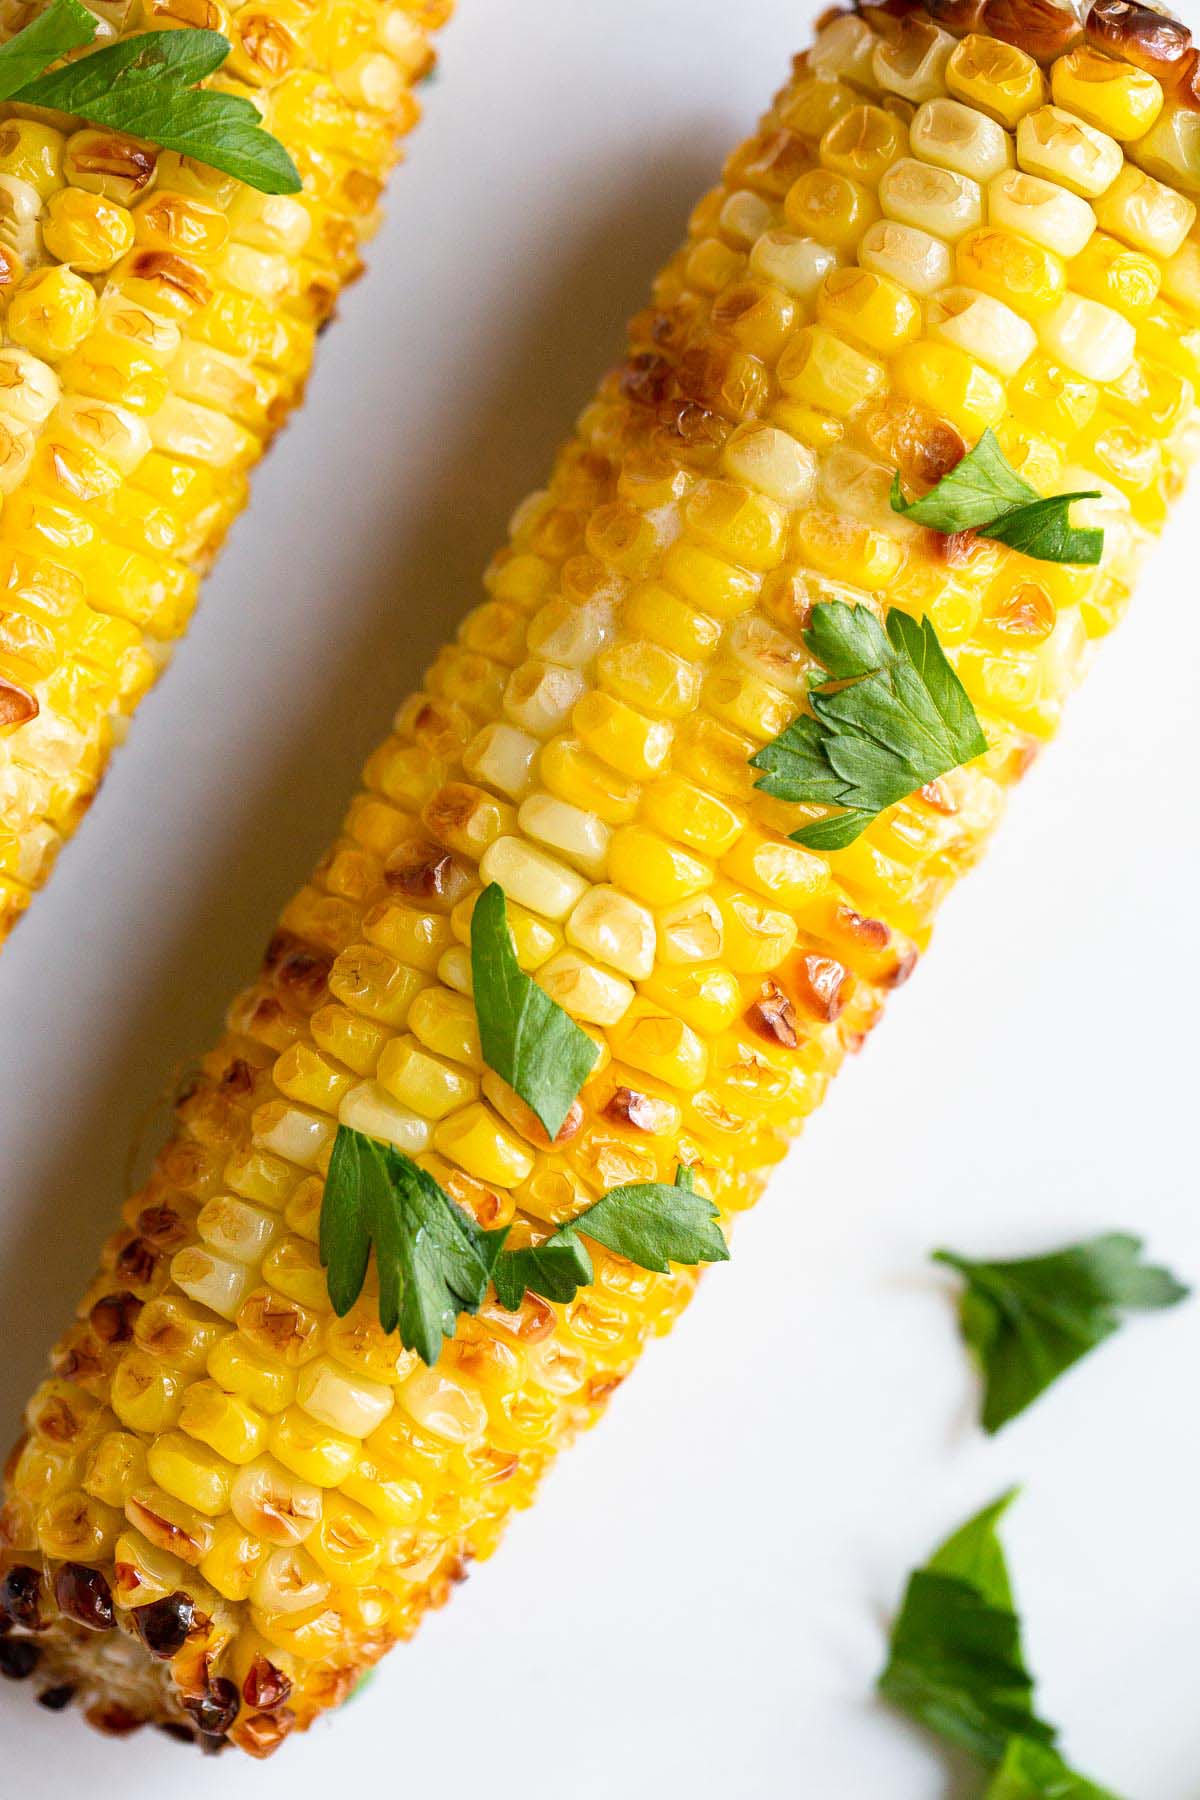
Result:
[3, 0, 1198, 1755]
[0, 0, 449, 945]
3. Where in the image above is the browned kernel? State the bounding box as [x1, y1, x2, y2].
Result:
[988, 582, 1057, 640]
[864, 400, 965, 493]
[983, 0, 1083, 60]
[794, 955, 853, 1022]
[384, 840, 472, 910]
[135, 1203, 191, 1249]
[132, 1591, 195, 1658]
[235, 1709, 296, 1758]
[125, 1496, 209, 1563]
[925, 0, 987, 28]
[603, 1087, 663, 1131]
[263, 933, 333, 1009]
[237, 13, 299, 77]
[835, 905, 892, 949]
[85, 1701, 145, 1736]
[0, 678, 37, 729]
[242, 1654, 292, 1711]
[115, 1238, 160, 1289]
[124, 251, 212, 309]
[0, 1639, 40, 1680]
[0, 1565, 41, 1629]
[53, 1564, 116, 1632]
[920, 779, 960, 815]
[746, 980, 801, 1048]
[184, 1676, 241, 1738]
[37, 1684, 75, 1711]
[70, 133, 157, 192]
[1085, 0, 1191, 74]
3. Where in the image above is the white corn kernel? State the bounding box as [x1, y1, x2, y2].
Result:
[721, 423, 817, 505]
[1038, 293, 1136, 382]
[338, 1081, 431, 1153]
[725, 615, 810, 697]
[503, 660, 586, 737]
[397, 1365, 487, 1447]
[1094, 164, 1196, 259]
[197, 1197, 281, 1266]
[253, 1103, 334, 1170]
[53, 396, 150, 476]
[231, 1456, 322, 1546]
[479, 836, 588, 920]
[879, 158, 983, 241]
[1132, 108, 1200, 202]
[0, 417, 33, 494]
[858, 219, 954, 295]
[927, 287, 1038, 376]
[988, 170, 1096, 258]
[1017, 106, 1122, 199]
[437, 946, 474, 995]
[0, 349, 60, 425]
[297, 1358, 393, 1437]
[719, 189, 776, 246]
[462, 722, 539, 800]
[749, 229, 839, 297]
[656, 895, 725, 965]
[910, 98, 1013, 182]
[873, 22, 955, 104]
[537, 950, 634, 1026]
[525, 599, 614, 668]
[820, 447, 911, 534]
[518, 792, 611, 879]
[252, 1546, 330, 1614]
[565, 883, 656, 980]
[1162, 240, 1200, 318]
[171, 1248, 252, 1322]
[810, 14, 878, 88]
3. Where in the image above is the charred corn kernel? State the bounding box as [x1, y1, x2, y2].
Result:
[1094, 163, 1196, 257]
[858, 219, 954, 295]
[1051, 46, 1164, 143]
[10, 9, 1200, 1756]
[910, 97, 1013, 182]
[947, 35, 1046, 130]
[927, 287, 1038, 375]
[881, 157, 986, 242]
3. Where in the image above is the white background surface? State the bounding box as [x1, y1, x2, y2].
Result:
[1, 3, 1198, 1794]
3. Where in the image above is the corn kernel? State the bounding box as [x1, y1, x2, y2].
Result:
[537, 950, 634, 1026]
[989, 169, 1097, 257]
[910, 97, 1013, 182]
[571, 691, 673, 782]
[1093, 162, 1196, 257]
[432, 1102, 535, 1186]
[540, 734, 642, 826]
[927, 287, 1038, 376]
[748, 229, 839, 299]
[1038, 292, 1137, 381]
[820, 106, 908, 186]
[7, 266, 98, 360]
[1017, 105, 1123, 198]
[858, 219, 955, 296]
[376, 1034, 478, 1120]
[956, 224, 1068, 316]
[874, 19, 956, 105]
[608, 999, 709, 1092]
[818, 266, 921, 352]
[43, 188, 135, 272]
[947, 35, 1047, 129]
[565, 883, 657, 980]
[784, 168, 879, 249]
[659, 539, 760, 619]
[147, 1430, 235, 1516]
[1051, 45, 1164, 142]
[207, 1334, 297, 1416]
[296, 1357, 393, 1437]
[270, 1406, 359, 1488]
[777, 325, 887, 417]
[179, 1379, 268, 1465]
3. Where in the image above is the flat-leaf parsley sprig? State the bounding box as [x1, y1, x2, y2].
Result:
[750, 601, 987, 851]
[890, 429, 1104, 567]
[1, 0, 301, 193]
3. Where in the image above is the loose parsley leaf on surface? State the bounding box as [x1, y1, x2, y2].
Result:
[492, 1165, 728, 1311]
[879, 1492, 1049, 1766]
[750, 602, 987, 850]
[470, 881, 599, 1139]
[0, 0, 96, 103]
[319, 1125, 507, 1366]
[934, 1234, 1189, 1434]
[15, 28, 302, 193]
[890, 429, 1103, 566]
[880, 1496, 1122, 1796]
[985, 1737, 1121, 1800]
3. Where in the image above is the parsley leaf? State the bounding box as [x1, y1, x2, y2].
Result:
[890, 429, 1103, 566]
[934, 1234, 1189, 1434]
[750, 602, 987, 850]
[881, 1495, 1122, 1796]
[0, 0, 96, 103]
[14, 28, 302, 194]
[985, 1737, 1121, 1800]
[492, 1164, 728, 1311]
[470, 881, 599, 1139]
[319, 1125, 508, 1366]
[880, 1492, 1050, 1767]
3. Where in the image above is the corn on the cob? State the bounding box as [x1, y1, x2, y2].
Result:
[0, 0, 449, 947]
[3, 0, 1197, 1755]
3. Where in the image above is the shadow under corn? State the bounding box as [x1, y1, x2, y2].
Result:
[0, 135, 721, 1436]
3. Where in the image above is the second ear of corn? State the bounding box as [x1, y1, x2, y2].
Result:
[0, 0, 451, 948]
[2, 0, 1198, 1758]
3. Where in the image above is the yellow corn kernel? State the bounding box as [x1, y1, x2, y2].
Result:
[819, 105, 908, 187]
[1017, 105, 1123, 199]
[306, 1493, 382, 1587]
[988, 169, 1097, 258]
[432, 1102, 534, 1187]
[147, 1430, 236, 1516]
[479, 832, 590, 918]
[641, 964, 743, 1036]
[571, 691, 673, 782]
[110, 1348, 184, 1435]
[43, 188, 136, 272]
[1093, 162, 1196, 258]
[956, 224, 1068, 318]
[910, 96, 1013, 183]
[1132, 107, 1200, 201]
[1138, 301, 1200, 383]
[1069, 231, 1161, 316]
[83, 1431, 149, 1509]
[1051, 45, 1163, 143]
[608, 999, 708, 1092]
[639, 773, 743, 859]
[308, 1002, 386, 1078]
[795, 509, 905, 589]
[200, 1513, 267, 1601]
[537, 949, 634, 1025]
[7, 266, 98, 360]
[874, 18, 956, 105]
[895, 338, 1007, 438]
[717, 886, 798, 973]
[659, 539, 759, 619]
[0, 119, 65, 197]
[858, 219, 954, 297]
[947, 34, 1047, 130]
[623, 583, 722, 664]
[777, 326, 887, 418]
[207, 1333, 298, 1416]
[38, 1491, 123, 1562]
[778, 73, 858, 139]
[376, 1034, 478, 1120]
[270, 1405, 359, 1488]
[296, 1357, 393, 1437]
[607, 824, 714, 906]
[179, 1379, 269, 1465]
[818, 266, 921, 353]
[784, 168, 879, 250]
[684, 481, 788, 573]
[748, 229, 838, 299]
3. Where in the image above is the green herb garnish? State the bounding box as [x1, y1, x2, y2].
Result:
[470, 881, 599, 1138]
[319, 1125, 507, 1366]
[935, 1234, 1188, 1434]
[890, 429, 1103, 566]
[880, 1494, 1118, 1794]
[8, 12, 301, 194]
[750, 601, 987, 850]
[0, 0, 96, 103]
[493, 1164, 728, 1312]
